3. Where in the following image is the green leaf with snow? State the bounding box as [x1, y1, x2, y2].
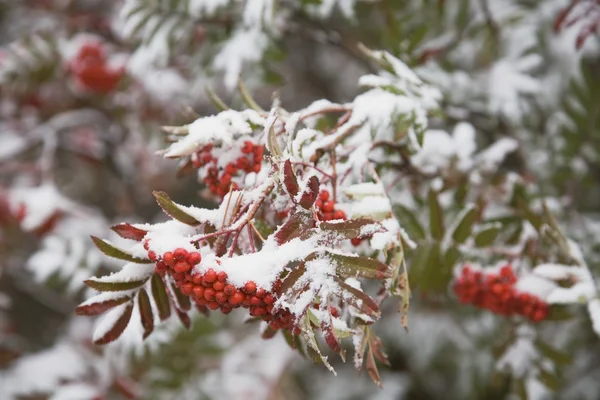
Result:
[153, 191, 201, 225]
[450, 205, 478, 243]
[328, 252, 391, 279]
[90, 236, 150, 263]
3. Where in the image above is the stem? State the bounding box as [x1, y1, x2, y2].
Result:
[247, 225, 256, 252]
[291, 162, 334, 179]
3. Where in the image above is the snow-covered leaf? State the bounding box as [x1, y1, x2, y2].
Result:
[153, 191, 201, 225]
[90, 236, 150, 263]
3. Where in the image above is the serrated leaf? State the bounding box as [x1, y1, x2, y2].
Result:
[393, 204, 426, 240]
[474, 225, 502, 247]
[93, 303, 134, 345]
[428, 189, 445, 240]
[319, 218, 383, 240]
[282, 159, 300, 197]
[299, 176, 320, 209]
[111, 223, 148, 241]
[365, 345, 382, 388]
[76, 295, 132, 316]
[91, 236, 150, 263]
[450, 205, 478, 243]
[151, 274, 171, 321]
[138, 288, 154, 339]
[328, 253, 391, 279]
[153, 191, 200, 225]
[84, 278, 148, 292]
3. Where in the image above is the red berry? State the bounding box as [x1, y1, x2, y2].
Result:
[221, 305, 233, 314]
[244, 281, 257, 294]
[204, 288, 216, 301]
[193, 286, 205, 299]
[254, 307, 267, 316]
[217, 271, 228, 282]
[204, 269, 217, 283]
[315, 200, 323, 209]
[229, 291, 245, 306]
[319, 190, 330, 201]
[207, 301, 220, 310]
[252, 163, 261, 173]
[173, 248, 188, 260]
[263, 294, 275, 305]
[186, 252, 201, 266]
[174, 261, 191, 274]
[180, 283, 193, 296]
[215, 292, 228, 304]
[224, 284, 236, 296]
[213, 281, 225, 291]
[192, 274, 203, 285]
[322, 201, 334, 212]
[148, 251, 157, 261]
[351, 238, 362, 246]
[333, 210, 346, 220]
[250, 296, 262, 306]
[163, 252, 175, 266]
[196, 297, 207, 306]
[143, 239, 151, 250]
[255, 289, 266, 298]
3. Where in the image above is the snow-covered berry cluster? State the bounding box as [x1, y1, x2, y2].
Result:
[68, 41, 124, 93]
[315, 190, 346, 221]
[146, 241, 294, 330]
[191, 141, 264, 197]
[453, 264, 549, 323]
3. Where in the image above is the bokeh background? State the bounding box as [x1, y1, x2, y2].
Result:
[1, 1, 600, 399]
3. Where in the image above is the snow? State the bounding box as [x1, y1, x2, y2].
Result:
[91, 262, 154, 284]
[475, 137, 519, 172]
[93, 302, 131, 343]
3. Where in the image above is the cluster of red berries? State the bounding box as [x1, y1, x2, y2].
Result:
[453, 265, 549, 323]
[315, 190, 346, 221]
[145, 242, 294, 331]
[192, 141, 264, 197]
[69, 41, 124, 93]
[350, 235, 372, 247]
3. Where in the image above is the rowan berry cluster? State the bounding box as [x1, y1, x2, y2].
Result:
[315, 190, 346, 221]
[453, 264, 549, 323]
[68, 41, 124, 93]
[191, 141, 264, 197]
[145, 241, 294, 330]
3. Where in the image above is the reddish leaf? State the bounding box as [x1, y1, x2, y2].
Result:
[282, 159, 300, 197]
[110, 223, 148, 241]
[153, 191, 200, 225]
[91, 236, 150, 263]
[278, 263, 307, 295]
[319, 218, 384, 240]
[170, 282, 192, 311]
[336, 278, 380, 319]
[138, 288, 154, 339]
[84, 278, 148, 292]
[274, 213, 314, 245]
[369, 333, 390, 366]
[176, 308, 191, 329]
[93, 303, 134, 345]
[299, 176, 320, 209]
[195, 303, 210, 316]
[328, 252, 391, 279]
[262, 325, 278, 339]
[365, 345, 382, 388]
[151, 274, 171, 321]
[76, 295, 131, 316]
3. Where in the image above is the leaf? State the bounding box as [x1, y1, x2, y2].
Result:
[267, 119, 282, 158]
[138, 288, 154, 339]
[278, 263, 307, 295]
[428, 189, 445, 240]
[152, 191, 200, 225]
[365, 344, 382, 388]
[111, 223, 148, 241]
[205, 85, 229, 111]
[176, 308, 191, 329]
[299, 317, 335, 373]
[319, 218, 384, 240]
[545, 305, 573, 321]
[536, 367, 560, 391]
[274, 212, 314, 245]
[262, 325, 278, 339]
[84, 278, 148, 292]
[336, 278, 380, 319]
[282, 159, 300, 197]
[76, 295, 132, 316]
[238, 78, 264, 112]
[535, 339, 573, 365]
[328, 253, 391, 279]
[151, 274, 172, 321]
[369, 333, 390, 366]
[93, 303, 134, 345]
[474, 225, 502, 247]
[171, 282, 192, 311]
[90, 236, 150, 263]
[299, 176, 320, 209]
[450, 205, 478, 243]
[393, 204, 426, 240]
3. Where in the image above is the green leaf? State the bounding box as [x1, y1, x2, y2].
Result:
[153, 191, 200, 225]
[450, 205, 478, 243]
[319, 218, 383, 240]
[76, 295, 132, 316]
[93, 303, 134, 345]
[151, 274, 172, 321]
[535, 339, 573, 365]
[91, 236, 150, 263]
[474, 225, 502, 247]
[238, 78, 264, 112]
[138, 288, 154, 339]
[393, 204, 426, 240]
[328, 252, 391, 279]
[84, 278, 148, 292]
[205, 86, 229, 111]
[428, 189, 445, 240]
[536, 367, 560, 391]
